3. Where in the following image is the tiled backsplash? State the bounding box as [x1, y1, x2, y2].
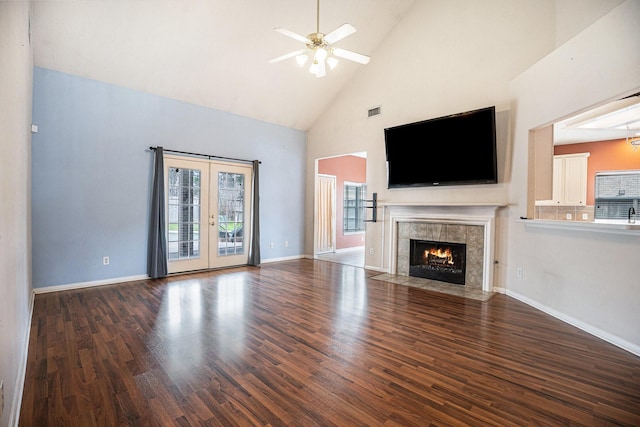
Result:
[535, 205, 594, 222]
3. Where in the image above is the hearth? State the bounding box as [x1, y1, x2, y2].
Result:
[409, 239, 466, 285]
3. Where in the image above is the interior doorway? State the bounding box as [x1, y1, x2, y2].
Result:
[314, 152, 367, 268]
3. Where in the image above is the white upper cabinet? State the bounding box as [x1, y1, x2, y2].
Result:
[537, 153, 590, 206]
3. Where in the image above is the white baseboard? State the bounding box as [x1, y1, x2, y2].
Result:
[335, 246, 364, 253]
[32, 259, 316, 293]
[363, 264, 388, 273]
[506, 289, 640, 358]
[261, 254, 306, 264]
[33, 274, 149, 294]
[10, 291, 34, 427]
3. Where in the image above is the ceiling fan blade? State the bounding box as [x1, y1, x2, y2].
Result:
[324, 23, 356, 44]
[332, 47, 370, 65]
[274, 28, 311, 44]
[268, 49, 307, 64]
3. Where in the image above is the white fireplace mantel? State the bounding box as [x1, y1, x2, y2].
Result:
[383, 203, 506, 292]
[380, 202, 507, 211]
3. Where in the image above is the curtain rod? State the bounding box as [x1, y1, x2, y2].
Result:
[149, 146, 261, 164]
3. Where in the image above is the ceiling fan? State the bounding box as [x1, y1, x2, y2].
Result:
[269, 0, 370, 78]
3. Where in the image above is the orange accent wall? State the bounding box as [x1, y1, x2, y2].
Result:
[318, 155, 366, 250]
[555, 139, 640, 205]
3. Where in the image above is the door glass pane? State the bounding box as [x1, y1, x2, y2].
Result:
[218, 172, 245, 256]
[168, 167, 201, 260]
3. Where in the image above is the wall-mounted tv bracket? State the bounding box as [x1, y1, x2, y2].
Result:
[364, 192, 378, 223]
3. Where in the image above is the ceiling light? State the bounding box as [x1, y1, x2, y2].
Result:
[309, 60, 319, 75]
[314, 47, 327, 63]
[626, 127, 640, 150]
[296, 54, 308, 67]
[269, 0, 370, 78]
[579, 104, 640, 129]
[561, 96, 640, 130]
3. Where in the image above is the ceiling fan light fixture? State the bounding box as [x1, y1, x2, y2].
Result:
[626, 127, 640, 150]
[269, 0, 369, 77]
[309, 59, 326, 78]
[309, 60, 319, 75]
[314, 47, 327, 62]
[296, 53, 309, 67]
[307, 47, 328, 77]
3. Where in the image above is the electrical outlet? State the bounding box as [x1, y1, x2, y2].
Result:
[582, 213, 588, 220]
[103, 256, 109, 265]
[566, 213, 572, 220]
[284, 241, 289, 247]
[369, 248, 374, 255]
[270, 242, 275, 248]
[517, 267, 524, 278]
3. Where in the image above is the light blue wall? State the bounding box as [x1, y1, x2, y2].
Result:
[32, 67, 306, 288]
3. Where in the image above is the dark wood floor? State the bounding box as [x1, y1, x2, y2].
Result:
[20, 259, 640, 426]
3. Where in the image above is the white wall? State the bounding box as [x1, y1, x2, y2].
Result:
[507, 0, 640, 353]
[554, 0, 624, 46]
[0, 2, 34, 426]
[305, 0, 557, 267]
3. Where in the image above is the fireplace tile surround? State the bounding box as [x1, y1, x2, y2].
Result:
[400, 222, 483, 288]
[370, 204, 502, 301]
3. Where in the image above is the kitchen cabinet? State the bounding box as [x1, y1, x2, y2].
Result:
[536, 153, 590, 206]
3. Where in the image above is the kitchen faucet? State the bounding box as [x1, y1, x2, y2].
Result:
[630, 207, 636, 224]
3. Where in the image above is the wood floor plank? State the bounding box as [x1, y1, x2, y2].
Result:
[19, 259, 640, 426]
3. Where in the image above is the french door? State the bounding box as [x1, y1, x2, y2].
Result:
[164, 156, 252, 274]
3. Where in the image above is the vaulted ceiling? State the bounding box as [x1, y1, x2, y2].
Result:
[32, 0, 416, 131]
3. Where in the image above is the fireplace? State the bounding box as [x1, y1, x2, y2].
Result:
[409, 239, 466, 285]
[389, 204, 502, 292]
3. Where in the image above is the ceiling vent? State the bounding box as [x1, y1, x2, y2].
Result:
[368, 106, 382, 118]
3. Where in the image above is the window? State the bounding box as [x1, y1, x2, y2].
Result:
[343, 183, 366, 233]
[168, 167, 201, 260]
[217, 171, 245, 256]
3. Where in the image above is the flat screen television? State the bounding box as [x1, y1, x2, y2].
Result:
[384, 106, 497, 188]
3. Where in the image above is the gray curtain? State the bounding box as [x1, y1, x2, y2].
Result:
[248, 160, 261, 266]
[148, 147, 168, 278]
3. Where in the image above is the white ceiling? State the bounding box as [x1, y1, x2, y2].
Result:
[554, 93, 640, 144]
[31, 0, 416, 131]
